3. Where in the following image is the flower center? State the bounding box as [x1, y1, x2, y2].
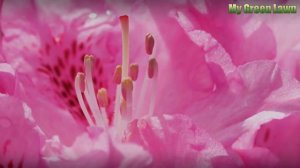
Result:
[74, 15, 158, 130]
[37, 33, 111, 125]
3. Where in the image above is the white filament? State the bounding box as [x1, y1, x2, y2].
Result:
[74, 75, 94, 126]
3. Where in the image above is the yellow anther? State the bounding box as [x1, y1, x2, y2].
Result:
[76, 72, 85, 92]
[84, 54, 94, 68]
[97, 88, 109, 107]
[121, 77, 133, 101]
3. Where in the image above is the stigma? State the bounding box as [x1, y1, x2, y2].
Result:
[74, 15, 158, 130]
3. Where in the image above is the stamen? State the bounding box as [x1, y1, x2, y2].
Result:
[129, 64, 139, 81]
[121, 78, 133, 121]
[129, 64, 138, 116]
[84, 55, 94, 70]
[113, 68, 122, 128]
[84, 55, 108, 128]
[145, 33, 155, 55]
[120, 15, 129, 79]
[97, 88, 109, 125]
[135, 33, 158, 117]
[116, 98, 129, 134]
[121, 77, 133, 101]
[148, 58, 158, 78]
[148, 58, 158, 117]
[73, 15, 160, 136]
[97, 88, 109, 108]
[78, 72, 85, 92]
[113, 85, 122, 126]
[112, 66, 122, 128]
[113, 65, 122, 84]
[74, 72, 94, 126]
[141, 58, 159, 117]
[137, 58, 159, 117]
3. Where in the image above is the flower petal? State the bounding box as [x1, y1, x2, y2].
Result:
[127, 114, 228, 167]
[0, 96, 43, 167]
[43, 128, 151, 168]
[254, 113, 300, 167]
[0, 63, 15, 95]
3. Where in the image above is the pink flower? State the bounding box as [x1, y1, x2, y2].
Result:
[1, 0, 300, 167]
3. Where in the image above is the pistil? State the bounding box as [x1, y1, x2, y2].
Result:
[114, 16, 134, 131]
[120, 15, 129, 78]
